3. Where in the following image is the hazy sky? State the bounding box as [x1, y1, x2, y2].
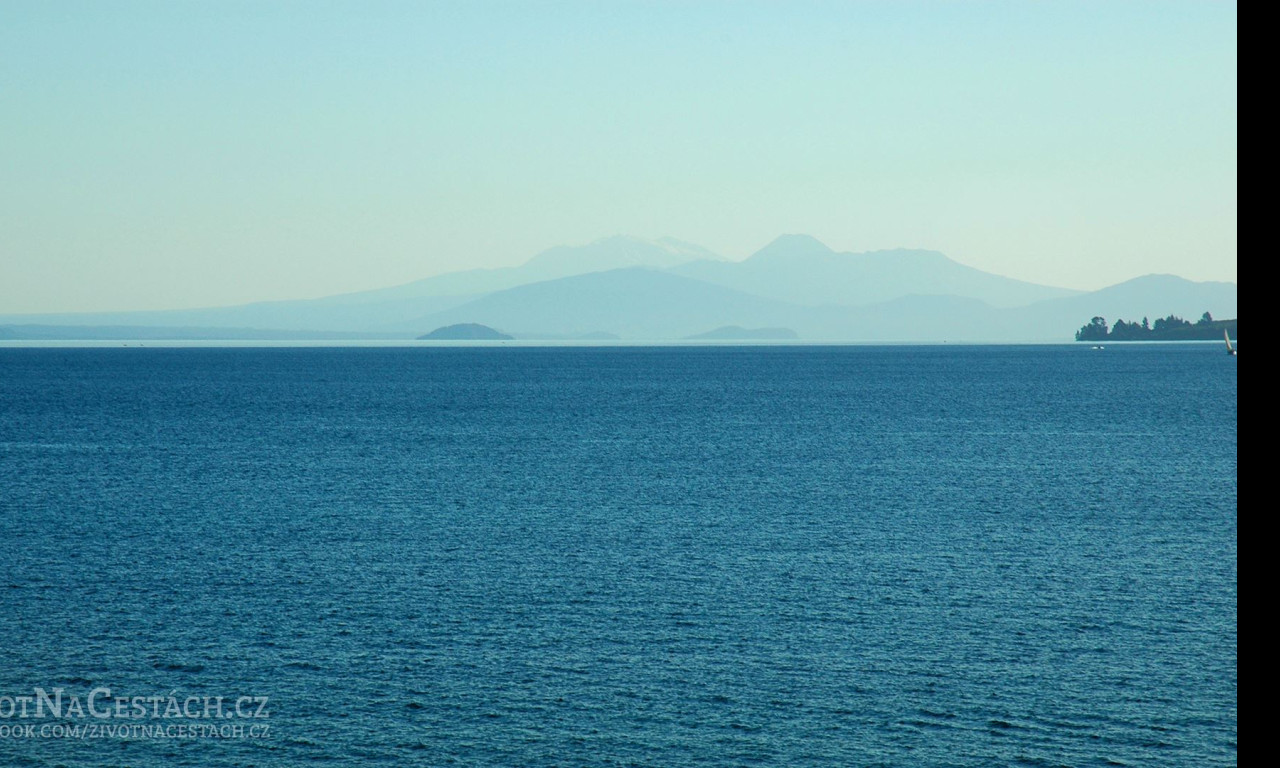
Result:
[2, 1, 1236, 313]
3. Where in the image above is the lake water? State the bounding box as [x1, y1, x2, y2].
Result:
[0, 345, 1237, 766]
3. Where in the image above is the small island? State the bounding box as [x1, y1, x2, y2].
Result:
[685, 325, 799, 341]
[418, 323, 513, 340]
[1076, 312, 1236, 342]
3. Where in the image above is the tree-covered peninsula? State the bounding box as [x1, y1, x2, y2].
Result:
[1076, 313, 1237, 341]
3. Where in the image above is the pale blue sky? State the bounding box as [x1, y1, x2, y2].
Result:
[2, 1, 1236, 313]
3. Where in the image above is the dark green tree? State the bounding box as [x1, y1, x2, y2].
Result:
[1076, 316, 1109, 341]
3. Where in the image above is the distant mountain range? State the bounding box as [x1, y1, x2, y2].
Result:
[0, 235, 1237, 342]
[672, 234, 1078, 308]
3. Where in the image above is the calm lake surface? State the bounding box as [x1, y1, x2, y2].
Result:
[0, 345, 1237, 767]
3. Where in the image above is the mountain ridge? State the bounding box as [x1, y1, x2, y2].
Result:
[672, 239, 1079, 309]
[0, 235, 1236, 342]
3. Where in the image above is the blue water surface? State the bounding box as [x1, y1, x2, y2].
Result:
[0, 345, 1237, 766]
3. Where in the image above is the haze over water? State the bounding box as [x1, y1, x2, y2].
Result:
[0, 345, 1237, 766]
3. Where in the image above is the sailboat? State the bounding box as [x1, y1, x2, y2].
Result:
[1224, 329, 1236, 356]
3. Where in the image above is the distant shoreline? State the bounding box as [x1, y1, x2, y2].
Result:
[1076, 315, 1236, 342]
[0, 338, 1238, 350]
